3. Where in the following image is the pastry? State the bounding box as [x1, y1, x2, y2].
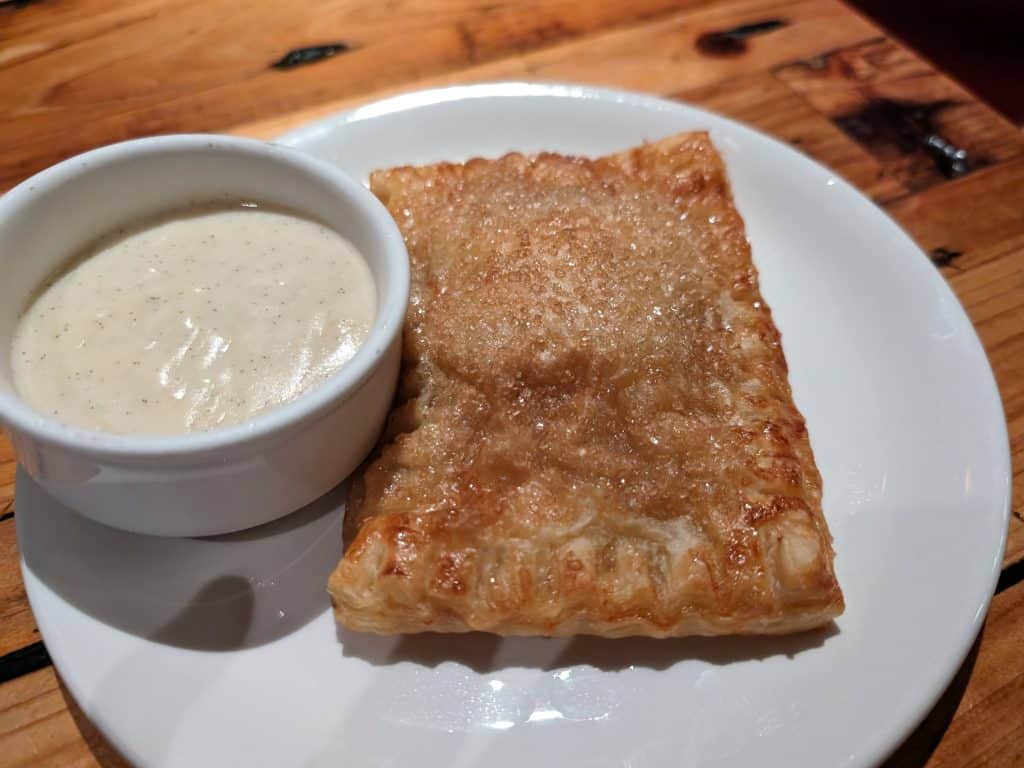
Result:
[328, 132, 844, 636]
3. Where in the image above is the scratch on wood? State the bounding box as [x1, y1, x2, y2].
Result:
[835, 99, 971, 179]
[696, 19, 787, 57]
[458, 17, 582, 61]
[996, 558, 1024, 594]
[0, 0, 48, 10]
[0, 642, 52, 685]
[930, 247, 964, 270]
[775, 36, 887, 75]
[270, 43, 352, 70]
[511, 19, 572, 54]
[456, 22, 478, 62]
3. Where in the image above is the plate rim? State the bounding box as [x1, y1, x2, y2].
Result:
[23, 80, 1012, 768]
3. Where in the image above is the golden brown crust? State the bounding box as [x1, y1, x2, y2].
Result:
[329, 132, 844, 637]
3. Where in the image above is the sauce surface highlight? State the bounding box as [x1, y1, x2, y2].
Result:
[11, 203, 377, 435]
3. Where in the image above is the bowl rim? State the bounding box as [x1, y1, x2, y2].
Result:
[0, 133, 409, 461]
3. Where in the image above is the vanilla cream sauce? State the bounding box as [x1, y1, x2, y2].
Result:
[11, 203, 376, 435]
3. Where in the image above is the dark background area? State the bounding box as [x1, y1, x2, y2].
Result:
[847, 0, 1024, 124]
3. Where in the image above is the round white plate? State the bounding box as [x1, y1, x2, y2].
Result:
[19, 83, 1010, 768]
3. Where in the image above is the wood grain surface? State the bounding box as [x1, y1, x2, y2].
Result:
[0, 0, 1021, 765]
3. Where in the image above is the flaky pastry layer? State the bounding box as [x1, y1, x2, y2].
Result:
[329, 133, 844, 637]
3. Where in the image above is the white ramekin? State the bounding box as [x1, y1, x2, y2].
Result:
[0, 135, 408, 536]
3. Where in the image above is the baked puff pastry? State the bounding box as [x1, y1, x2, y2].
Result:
[328, 132, 844, 637]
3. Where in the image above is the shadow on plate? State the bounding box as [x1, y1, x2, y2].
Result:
[19, 464, 837, 667]
[58, 673, 133, 768]
[340, 618, 838, 673]
[881, 626, 983, 767]
[17, 468, 345, 651]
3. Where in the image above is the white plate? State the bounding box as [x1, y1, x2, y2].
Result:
[19, 83, 1011, 768]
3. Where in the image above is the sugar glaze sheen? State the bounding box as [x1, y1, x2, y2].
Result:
[11, 202, 377, 435]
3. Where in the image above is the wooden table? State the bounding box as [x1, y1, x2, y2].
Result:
[1, 1, 1021, 765]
